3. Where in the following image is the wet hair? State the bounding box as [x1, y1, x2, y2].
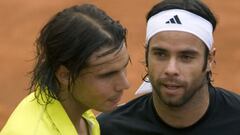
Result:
[144, 0, 217, 84]
[29, 4, 127, 103]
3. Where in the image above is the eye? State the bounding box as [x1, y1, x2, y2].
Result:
[98, 71, 117, 78]
[153, 51, 168, 60]
[180, 55, 195, 62]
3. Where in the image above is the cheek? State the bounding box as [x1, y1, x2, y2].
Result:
[147, 61, 163, 76]
[75, 75, 117, 102]
[82, 81, 113, 100]
[71, 83, 109, 108]
[183, 66, 206, 85]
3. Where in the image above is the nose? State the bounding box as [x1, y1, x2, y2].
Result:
[115, 71, 130, 91]
[164, 58, 179, 77]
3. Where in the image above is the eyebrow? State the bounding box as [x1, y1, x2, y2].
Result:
[179, 50, 199, 55]
[151, 46, 199, 55]
[98, 56, 130, 77]
[110, 55, 130, 72]
[123, 56, 131, 68]
[150, 47, 168, 52]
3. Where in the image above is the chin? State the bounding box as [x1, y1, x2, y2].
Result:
[96, 106, 117, 113]
[106, 106, 118, 112]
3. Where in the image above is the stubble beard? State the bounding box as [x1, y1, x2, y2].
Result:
[152, 76, 207, 108]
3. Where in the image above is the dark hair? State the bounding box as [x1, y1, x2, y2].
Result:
[144, 0, 217, 84]
[29, 4, 127, 103]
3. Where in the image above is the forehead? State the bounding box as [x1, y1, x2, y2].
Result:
[149, 31, 206, 51]
[89, 44, 128, 65]
[82, 44, 129, 73]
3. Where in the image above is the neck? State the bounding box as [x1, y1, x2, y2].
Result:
[59, 89, 89, 134]
[153, 84, 210, 128]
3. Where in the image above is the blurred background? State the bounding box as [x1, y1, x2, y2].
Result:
[0, 0, 239, 129]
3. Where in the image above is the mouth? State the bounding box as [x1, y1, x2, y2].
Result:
[161, 83, 183, 96]
[108, 94, 122, 105]
[163, 83, 182, 90]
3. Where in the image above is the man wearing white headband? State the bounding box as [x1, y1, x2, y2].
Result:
[98, 0, 240, 134]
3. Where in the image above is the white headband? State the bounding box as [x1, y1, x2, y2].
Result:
[146, 9, 213, 50]
[136, 9, 214, 95]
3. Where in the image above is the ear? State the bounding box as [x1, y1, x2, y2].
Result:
[207, 48, 216, 71]
[55, 65, 70, 86]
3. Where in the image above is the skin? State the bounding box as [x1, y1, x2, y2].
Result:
[147, 31, 215, 128]
[56, 44, 130, 134]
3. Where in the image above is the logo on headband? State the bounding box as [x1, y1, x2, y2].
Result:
[165, 15, 182, 24]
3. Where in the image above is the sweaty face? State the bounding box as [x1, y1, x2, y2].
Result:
[148, 31, 210, 107]
[71, 44, 130, 112]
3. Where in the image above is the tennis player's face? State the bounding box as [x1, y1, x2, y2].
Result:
[71, 44, 130, 112]
[147, 31, 212, 107]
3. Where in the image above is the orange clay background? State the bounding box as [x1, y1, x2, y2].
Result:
[0, 0, 240, 129]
